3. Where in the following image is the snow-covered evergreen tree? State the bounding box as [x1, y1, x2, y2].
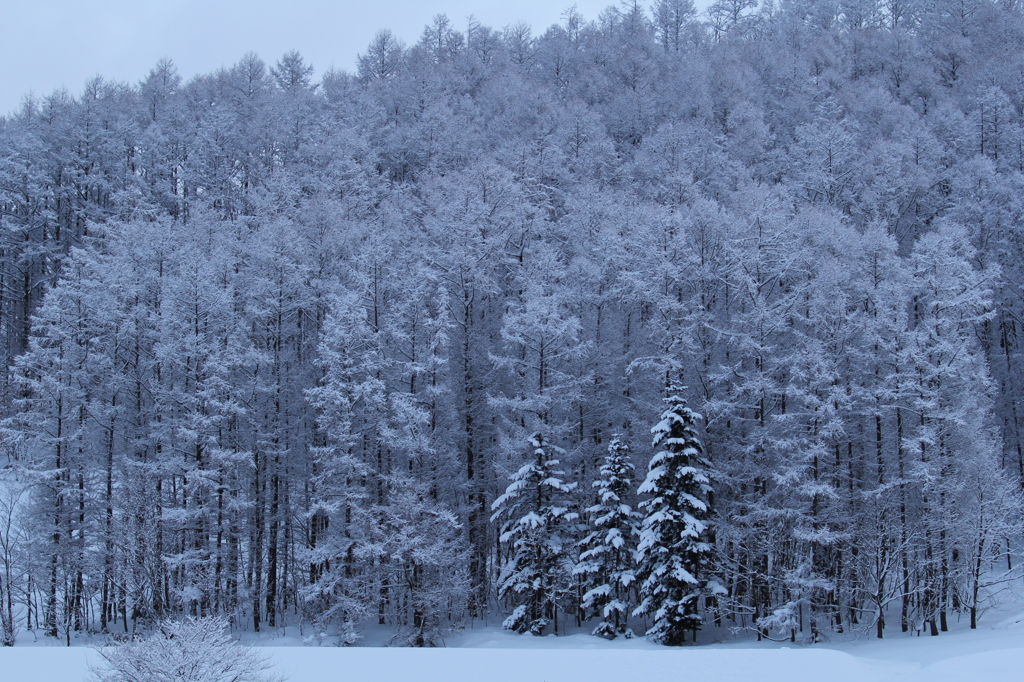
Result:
[634, 389, 713, 645]
[490, 433, 578, 635]
[575, 437, 641, 639]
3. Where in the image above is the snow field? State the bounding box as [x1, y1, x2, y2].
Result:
[0, 646, 909, 682]
[4, 632, 1022, 682]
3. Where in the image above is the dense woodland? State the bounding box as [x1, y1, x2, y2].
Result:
[2, 0, 1024, 647]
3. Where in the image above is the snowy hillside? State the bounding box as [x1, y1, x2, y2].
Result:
[5, 0, 1024, 656]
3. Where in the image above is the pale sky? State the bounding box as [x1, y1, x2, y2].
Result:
[0, 1, 713, 117]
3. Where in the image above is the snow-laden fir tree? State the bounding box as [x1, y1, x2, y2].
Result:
[490, 433, 578, 635]
[574, 437, 641, 639]
[634, 388, 713, 645]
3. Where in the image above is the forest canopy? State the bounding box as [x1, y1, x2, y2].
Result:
[1, 0, 1023, 647]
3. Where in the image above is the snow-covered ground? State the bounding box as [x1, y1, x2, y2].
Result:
[4, 610, 1023, 682]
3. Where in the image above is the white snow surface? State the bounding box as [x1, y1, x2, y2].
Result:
[4, 610, 1024, 682]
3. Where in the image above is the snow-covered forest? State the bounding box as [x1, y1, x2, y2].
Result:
[1, 0, 1024, 648]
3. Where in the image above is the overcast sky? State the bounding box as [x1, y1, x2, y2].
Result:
[0, 1, 714, 117]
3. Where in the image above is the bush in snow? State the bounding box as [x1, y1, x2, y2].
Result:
[91, 616, 284, 682]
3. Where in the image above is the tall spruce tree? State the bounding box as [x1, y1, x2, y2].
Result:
[634, 389, 713, 645]
[490, 433, 578, 635]
[575, 437, 641, 639]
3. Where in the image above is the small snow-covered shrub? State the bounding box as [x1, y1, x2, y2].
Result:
[529, 618, 549, 636]
[92, 616, 284, 682]
[502, 605, 530, 633]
